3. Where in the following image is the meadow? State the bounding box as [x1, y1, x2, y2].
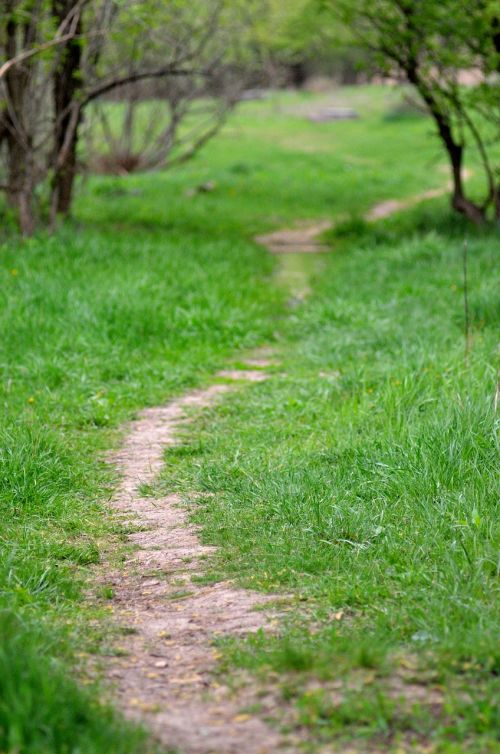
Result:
[0, 86, 498, 753]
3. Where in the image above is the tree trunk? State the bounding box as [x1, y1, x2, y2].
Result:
[4, 10, 37, 234]
[51, 0, 82, 219]
[0, 109, 9, 144]
[289, 61, 307, 88]
[446, 140, 485, 224]
[6, 133, 36, 235]
[409, 70, 485, 225]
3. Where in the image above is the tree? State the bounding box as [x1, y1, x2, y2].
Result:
[328, 0, 500, 223]
[83, 1, 251, 177]
[0, 0, 258, 233]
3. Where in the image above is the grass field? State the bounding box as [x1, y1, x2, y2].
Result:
[1, 86, 498, 753]
[163, 215, 499, 752]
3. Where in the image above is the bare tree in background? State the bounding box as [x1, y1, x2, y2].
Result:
[84, 4, 248, 176]
[86, 69, 243, 176]
[0, 0, 259, 234]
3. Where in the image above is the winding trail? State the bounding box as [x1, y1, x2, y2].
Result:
[97, 178, 462, 753]
[256, 181, 456, 254]
[101, 363, 295, 754]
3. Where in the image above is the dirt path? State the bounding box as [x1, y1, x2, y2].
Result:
[96, 177, 461, 751]
[364, 184, 451, 221]
[101, 363, 295, 754]
[256, 181, 454, 254]
[255, 219, 332, 254]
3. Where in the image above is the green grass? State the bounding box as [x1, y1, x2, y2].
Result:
[78, 86, 474, 239]
[0, 613, 160, 754]
[162, 217, 500, 751]
[157, 222, 499, 746]
[0, 198, 279, 750]
[1, 84, 499, 752]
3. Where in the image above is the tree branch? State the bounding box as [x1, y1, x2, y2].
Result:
[81, 67, 203, 107]
[0, 0, 87, 80]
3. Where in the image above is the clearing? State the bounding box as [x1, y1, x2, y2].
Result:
[1, 86, 498, 754]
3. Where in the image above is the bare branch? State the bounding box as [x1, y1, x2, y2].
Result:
[81, 67, 203, 107]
